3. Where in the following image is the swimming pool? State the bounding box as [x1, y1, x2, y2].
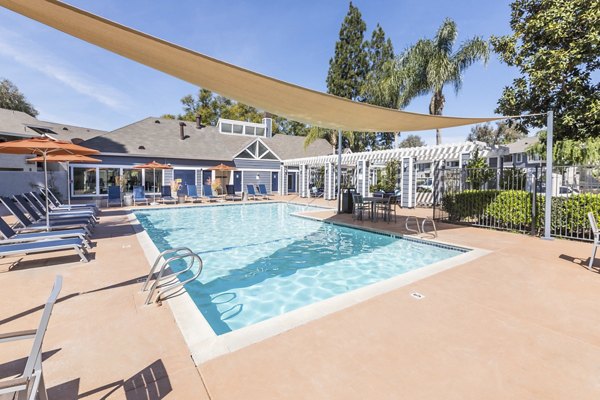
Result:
[135, 203, 465, 335]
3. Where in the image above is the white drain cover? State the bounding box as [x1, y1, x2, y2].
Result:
[410, 292, 425, 300]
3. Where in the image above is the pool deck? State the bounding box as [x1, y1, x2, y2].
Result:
[1, 196, 599, 399]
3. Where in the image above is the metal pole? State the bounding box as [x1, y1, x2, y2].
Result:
[543, 110, 554, 240]
[43, 152, 50, 232]
[337, 129, 342, 213]
[66, 161, 71, 206]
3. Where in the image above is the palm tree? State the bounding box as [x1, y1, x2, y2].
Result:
[304, 126, 355, 152]
[396, 18, 489, 145]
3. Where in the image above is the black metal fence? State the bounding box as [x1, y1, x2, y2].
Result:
[433, 165, 600, 241]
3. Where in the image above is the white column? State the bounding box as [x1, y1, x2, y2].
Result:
[543, 110, 554, 240]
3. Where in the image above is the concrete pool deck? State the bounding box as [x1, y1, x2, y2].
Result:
[1, 196, 599, 399]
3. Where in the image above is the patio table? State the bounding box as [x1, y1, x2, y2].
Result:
[362, 196, 387, 222]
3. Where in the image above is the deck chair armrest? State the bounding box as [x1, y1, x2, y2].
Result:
[0, 329, 37, 343]
[0, 376, 29, 393]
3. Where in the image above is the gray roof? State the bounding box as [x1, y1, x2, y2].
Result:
[505, 136, 539, 154]
[83, 116, 333, 161]
[0, 108, 105, 142]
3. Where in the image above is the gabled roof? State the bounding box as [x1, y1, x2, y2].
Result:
[82, 117, 333, 161]
[504, 137, 539, 154]
[0, 108, 105, 142]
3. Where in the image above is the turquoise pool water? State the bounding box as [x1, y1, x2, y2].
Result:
[135, 203, 465, 335]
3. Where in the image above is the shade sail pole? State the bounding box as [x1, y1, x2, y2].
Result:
[543, 110, 554, 240]
[337, 129, 342, 213]
[43, 151, 50, 232]
[66, 161, 71, 206]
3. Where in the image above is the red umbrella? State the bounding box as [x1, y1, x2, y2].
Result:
[0, 138, 99, 231]
[133, 161, 173, 205]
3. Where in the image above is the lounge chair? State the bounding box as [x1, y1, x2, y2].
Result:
[225, 185, 242, 201]
[13, 195, 96, 226]
[310, 186, 324, 198]
[0, 276, 62, 400]
[202, 185, 219, 202]
[32, 191, 98, 216]
[159, 186, 177, 204]
[185, 185, 202, 203]
[132, 186, 149, 206]
[41, 187, 99, 212]
[258, 184, 272, 200]
[107, 186, 122, 207]
[24, 193, 97, 221]
[0, 216, 91, 249]
[0, 196, 92, 235]
[0, 237, 89, 262]
[246, 184, 265, 200]
[589, 212, 599, 270]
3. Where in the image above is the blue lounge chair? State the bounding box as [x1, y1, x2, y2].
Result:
[0, 237, 89, 262]
[107, 186, 122, 207]
[0, 216, 91, 249]
[0, 276, 62, 400]
[159, 185, 177, 204]
[24, 193, 97, 221]
[13, 195, 96, 226]
[185, 185, 202, 203]
[132, 186, 149, 206]
[258, 184, 272, 200]
[202, 185, 219, 202]
[32, 191, 98, 216]
[0, 196, 92, 235]
[225, 185, 242, 201]
[246, 184, 265, 200]
[40, 188, 99, 212]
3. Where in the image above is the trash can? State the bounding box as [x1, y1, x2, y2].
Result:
[342, 187, 356, 213]
[123, 194, 133, 206]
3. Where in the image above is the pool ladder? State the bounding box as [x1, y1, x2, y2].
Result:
[142, 247, 203, 305]
[405, 216, 438, 238]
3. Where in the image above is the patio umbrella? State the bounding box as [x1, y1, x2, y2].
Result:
[208, 163, 237, 194]
[27, 154, 102, 207]
[0, 137, 99, 231]
[133, 161, 173, 205]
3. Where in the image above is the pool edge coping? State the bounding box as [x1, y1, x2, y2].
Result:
[128, 205, 491, 366]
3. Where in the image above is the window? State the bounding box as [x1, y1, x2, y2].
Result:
[516, 153, 523, 163]
[503, 155, 513, 163]
[233, 124, 243, 134]
[73, 167, 96, 195]
[99, 168, 119, 194]
[221, 123, 232, 133]
[530, 153, 541, 162]
[416, 163, 431, 172]
[256, 127, 265, 136]
[122, 169, 142, 192]
[244, 126, 255, 135]
[144, 169, 163, 193]
[445, 160, 459, 168]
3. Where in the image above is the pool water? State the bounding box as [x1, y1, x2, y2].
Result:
[135, 203, 464, 335]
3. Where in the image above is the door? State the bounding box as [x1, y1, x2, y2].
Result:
[174, 169, 195, 196]
[271, 172, 278, 192]
[202, 170, 213, 194]
[234, 171, 242, 192]
[287, 172, 296, 193]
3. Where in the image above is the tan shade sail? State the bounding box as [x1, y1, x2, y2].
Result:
[0, 0, 506, 132]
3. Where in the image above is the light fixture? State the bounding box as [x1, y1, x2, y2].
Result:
[256, 174, 260, 180]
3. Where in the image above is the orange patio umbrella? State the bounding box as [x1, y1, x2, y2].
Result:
[133, 161, 173, 205]
[28, 154, 102, 207]
[208, 163, 236, 193]
[0, 137, 99, 231]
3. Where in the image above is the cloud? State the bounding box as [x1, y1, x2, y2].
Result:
[0, 27, 129, 111]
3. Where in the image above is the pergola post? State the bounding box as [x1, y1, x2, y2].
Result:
[337, 129, 342, 213]
[543, 110, 554, 240]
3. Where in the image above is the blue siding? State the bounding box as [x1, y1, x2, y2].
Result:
[233, 159, 281, 170]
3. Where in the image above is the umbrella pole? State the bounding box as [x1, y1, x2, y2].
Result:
[153, 168, 157, 205]
[67, 161, 71, 206]
[43, 152, 50, 232]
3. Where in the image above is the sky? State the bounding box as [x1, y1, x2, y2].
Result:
[0, 0, 520, 145]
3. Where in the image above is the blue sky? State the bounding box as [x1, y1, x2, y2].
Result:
[0, 0, 519, 145]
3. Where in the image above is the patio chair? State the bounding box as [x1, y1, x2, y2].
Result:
[13, 195, 96, 226]
[588, 212, 599, 270]
[107, 186, 122, 207]
[0, 196, 92, 235]
[246, 184, 264, 200]
[31, 191, 98, 216]
[0, 276, 62, 400]
[24, 193, 97, 222]
[258, 184, 272, 200]
[159, 186, 177, 204]
[225, 185, 242, 201]
[352, 193, 369, 221]
[132, 186, 149, 206]
[185, 185, 202, 203]
[40, 187, 98, 212]
[0, 216, 91, 249]
[202, 185, 219, 202]
[378, 195, 398, 223]
[310, 186, 324, 198]
[0, 237, 90, 262]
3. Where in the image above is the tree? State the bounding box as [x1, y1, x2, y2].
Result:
[399, 134, 426, 148]
[491, 0, 600, 141]
[326, 2, 368, 101]
[394, 19, 489, 145]
[465, 149, 495, 189]
[527, 131, 600, 165]
[467, 122, 524, 146]
[0, 79, 38, 117]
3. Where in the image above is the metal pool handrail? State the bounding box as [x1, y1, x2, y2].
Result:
[421, 217, 438, 238]
[142, 247, 203, 305]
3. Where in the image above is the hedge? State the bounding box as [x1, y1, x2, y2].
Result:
[441, 190, 600, 236]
